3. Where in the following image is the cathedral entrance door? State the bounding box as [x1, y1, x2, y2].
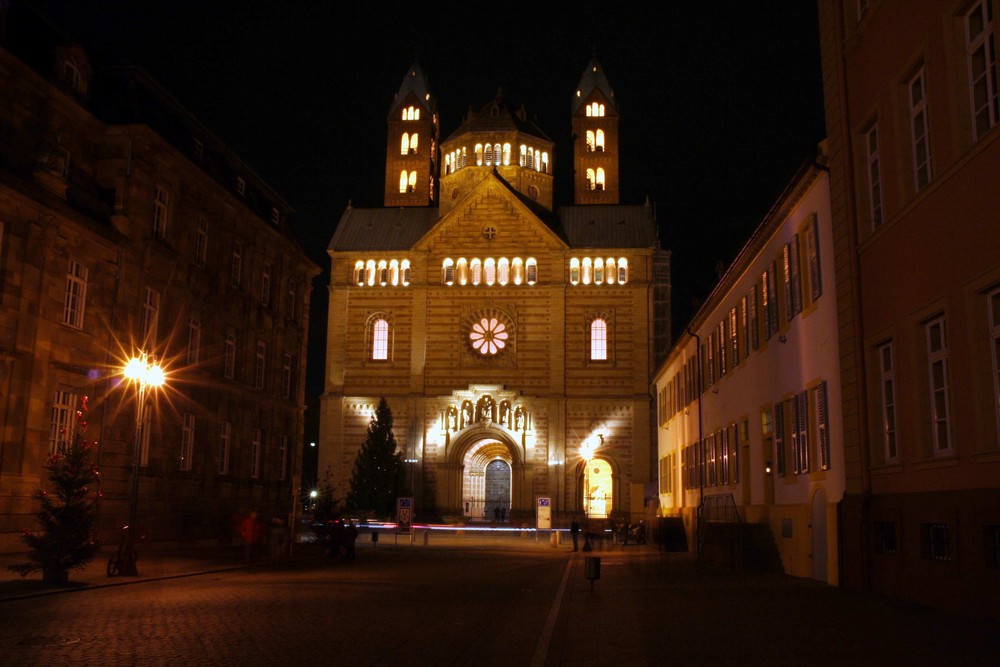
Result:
[461, 438, 514, 521]
[484, 459, 511, 521]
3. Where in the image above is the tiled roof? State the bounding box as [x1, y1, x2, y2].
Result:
[328, 206, 439, 252]
[557, 205, 659, 248]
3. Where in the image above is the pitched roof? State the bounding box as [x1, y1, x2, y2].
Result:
[572, 57, 616, 114]
[329, 206, 439, 252]
[388, 62, 435, 118]
[557, 205, 658, 248]
[443, 93, 551, 144]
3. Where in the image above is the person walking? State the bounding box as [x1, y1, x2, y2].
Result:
[570, 517, 581, 552]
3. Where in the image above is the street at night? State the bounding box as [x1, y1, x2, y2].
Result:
[1, 541, 996, 666]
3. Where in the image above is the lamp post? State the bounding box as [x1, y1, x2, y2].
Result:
[109, 352, 164, 576]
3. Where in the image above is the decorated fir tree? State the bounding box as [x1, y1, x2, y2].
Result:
[346, 397, 407, 518]
[9, 396, 100, 584]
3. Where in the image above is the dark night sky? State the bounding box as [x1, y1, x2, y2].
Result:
[26, 1, 826, 394]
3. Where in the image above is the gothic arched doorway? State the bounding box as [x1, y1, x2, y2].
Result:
[461, 439, 513, 520]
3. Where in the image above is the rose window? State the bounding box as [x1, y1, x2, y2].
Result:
[469, 317, 508, 355]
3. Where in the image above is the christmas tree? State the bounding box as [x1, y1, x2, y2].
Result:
[9, 396, 100, 584]
[346, 398, 407, 518]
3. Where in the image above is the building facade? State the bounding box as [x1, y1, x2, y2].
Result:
[320, 60, 670, 523]
[0, 4, 317, 551]
[819, 0, 1000, 614]
[654, 157, 844, 582]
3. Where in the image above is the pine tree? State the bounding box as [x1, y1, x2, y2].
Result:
[346, 398, 407, 518]
[9, 396, 100, 583]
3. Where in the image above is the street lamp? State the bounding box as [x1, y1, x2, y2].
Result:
[109, 352, 165, 576]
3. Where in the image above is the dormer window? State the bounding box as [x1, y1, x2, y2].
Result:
[236, 177, 246, 196]
[62, 58, 82, 93]
[271, 208, 280, 225]
[193, 139, 204, 159]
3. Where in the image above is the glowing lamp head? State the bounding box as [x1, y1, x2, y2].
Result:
[124, 355, 166, 387]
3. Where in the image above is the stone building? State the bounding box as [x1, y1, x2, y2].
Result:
[819, 0, 1000, 616]
[0, 3, 317, 550]
[320, 59, 670, 523]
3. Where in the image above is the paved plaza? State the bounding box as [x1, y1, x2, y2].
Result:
[0, 532, 996, 665]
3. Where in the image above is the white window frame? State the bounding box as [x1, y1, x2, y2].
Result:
[219, 422, 231, 475]
[187, 316, 201, 365]
[967, 0, 999, 139]
[865, 123, 884, 228]
[926, 316, 952, 455]
[152, 185, 168, 239]
[49, 390, 77, 455]
[908, 67, 932, 192]
[180, 412, 194, 471]
[878, 341, 899, 462]
[590, 318, 608, 361]
[371, 318, 389, 361]
[63, 259, 88, 329]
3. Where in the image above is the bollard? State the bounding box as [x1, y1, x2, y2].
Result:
[423, 529, 430, 546]
[584, 556, 601, 592]
[550, 531, 559, 548]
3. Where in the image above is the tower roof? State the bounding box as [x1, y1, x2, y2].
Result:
[388, 61, 435, 118]
[442, 92, 551, 145]
[572, 57, 616, 113]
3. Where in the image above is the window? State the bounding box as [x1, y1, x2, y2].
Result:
[596, 168, 605, 191]
[586, 130, 595, 152]
[590, 317, 608, 361]
[784, 236, 802, 318]
[143, 287, 159, 348]
[401, 260, 411, 286]
[365, 260, 376, 286]
[967, 1, 999, 139]
[180, 413, 194, 472]
[908, 67, 932, 191]
[991, 288, 1000, 445]
[401, 132, 410, 155]
[254, 341, 266, 390]
[49, 390, 76, 455]
[371, 317, 389, 361]
[236, 177, 246, 196]
[617, 258, 628, 284]
[740, 296, 749, 360]
[389, 260, 400, 286]
[260, 263, 271, 306]
[485, 143, 493, 165]
[271, 208, 280, 226]
[503, 143, 511, 165]
[774, 402, 786, 476]
[749, 286, 760, 350]
[876, 522, 897, 555]
[511, 258, 524, 285]
[791, 391, 809, 474]
[187, 316, 200, 365]
[729, 307, 739, 368]
[470, 259, 482, 285]
[594, 259, 604, 284]
[582, 257, 592, 285]
[219, 422, 231, 475]
[62, 57, 81, 91]
[195, 217, 208, 266]
[442, 258, 454, 285]
[596, 129, 605, 151]
[231, 241, 243, 288]
[63, 259, 88, 329]
[152, 185, 168, 239]
[475, 144, 484, 166]
[765, 264, 779, 338]
[806, 215, 823, 301]
[224, 329, 236, 379]
[378, 260, 388, 286]
[921, 523, 951, 561]
[287, 280, 298, 319]
[484, 258, 496, 286]
[278, 434, 288, 481]
[717, 321, 726, 377]
[250, 428, 261, 479]
[282, 353, 292, 399]
[570, 258, 580, 285]
[498, 258, 510, 285]
[878, 342, 898, 461]
[926, 316, 952, 454]
[526, 258, 537, 285]
[865, 124, 884, 229]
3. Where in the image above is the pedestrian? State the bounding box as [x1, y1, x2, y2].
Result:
[240, 511, 263, 563]
[269, 516, 287, 567]
[570, 516, 580, 551]
[329, 519, 345, 559]
[344, 520, 358, 560]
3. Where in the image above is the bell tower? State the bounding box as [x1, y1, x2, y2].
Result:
[385, 63, 439, 207]
[572, 57, 619, 204]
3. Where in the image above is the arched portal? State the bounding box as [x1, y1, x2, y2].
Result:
[582, 458, 614, 518]
[461, 439, 514, 520]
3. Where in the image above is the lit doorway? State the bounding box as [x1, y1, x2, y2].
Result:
[461, 439, 513, 520]
[583, 458, 613, 518]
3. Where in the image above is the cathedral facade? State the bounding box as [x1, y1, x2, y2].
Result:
[319, 60, 670, 523]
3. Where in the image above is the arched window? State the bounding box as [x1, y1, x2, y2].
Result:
[535, 150, 541, 171]
[590, 318, 608, 361]
[586, 168, 596, 191]
[408, 170, 417, 192]
[594, 258, 604, 284]
[605, 258, 616, 285]
[511, 258, 524, 285]
[484, 144, 493, 166]
[461, 147, 467, 168]
[401, 260, 411, 286]
[596, 129, 605, 151]
[527, 148, 534, 170]
[354, 261, 364, 286]
[586, 130, 595, 152]
[372, 318, 389, 360]
[399, 170, 408, 194]
[442, 258, 454, 285]
[410, 133, 418, 153]
[596, 168, 605, 191]
[570, 258, 580, 285]
[445, 154, 452, 174]
[494, 144, 501, 164]
[484, 258, 496, 286]
[541, 152, 549, 174]
[365, 260, 376, 286]
[526, 258, 538, 285]
[582, 257, 593, 285]
[401, 133, 410, 155]
[414, 108, 420, 120]
[470, 259, 482, 285]
[475, 144, 483, 166]
[497, 258, 510, 285]
[389, 260, 399, 286]
[503, 144, 511, 165]
[378, 260, 388, 286]
[617, 258, 628, 284]
[520, 145, 527, 166]
[456, 258, 468, 285]
[586, 104, 593, 117]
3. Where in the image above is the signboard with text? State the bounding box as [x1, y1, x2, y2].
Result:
[536, 497, 551, 530]
[397, 497, 413, 533]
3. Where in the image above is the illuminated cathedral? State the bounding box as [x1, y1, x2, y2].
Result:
[319, 59, 670, 522]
